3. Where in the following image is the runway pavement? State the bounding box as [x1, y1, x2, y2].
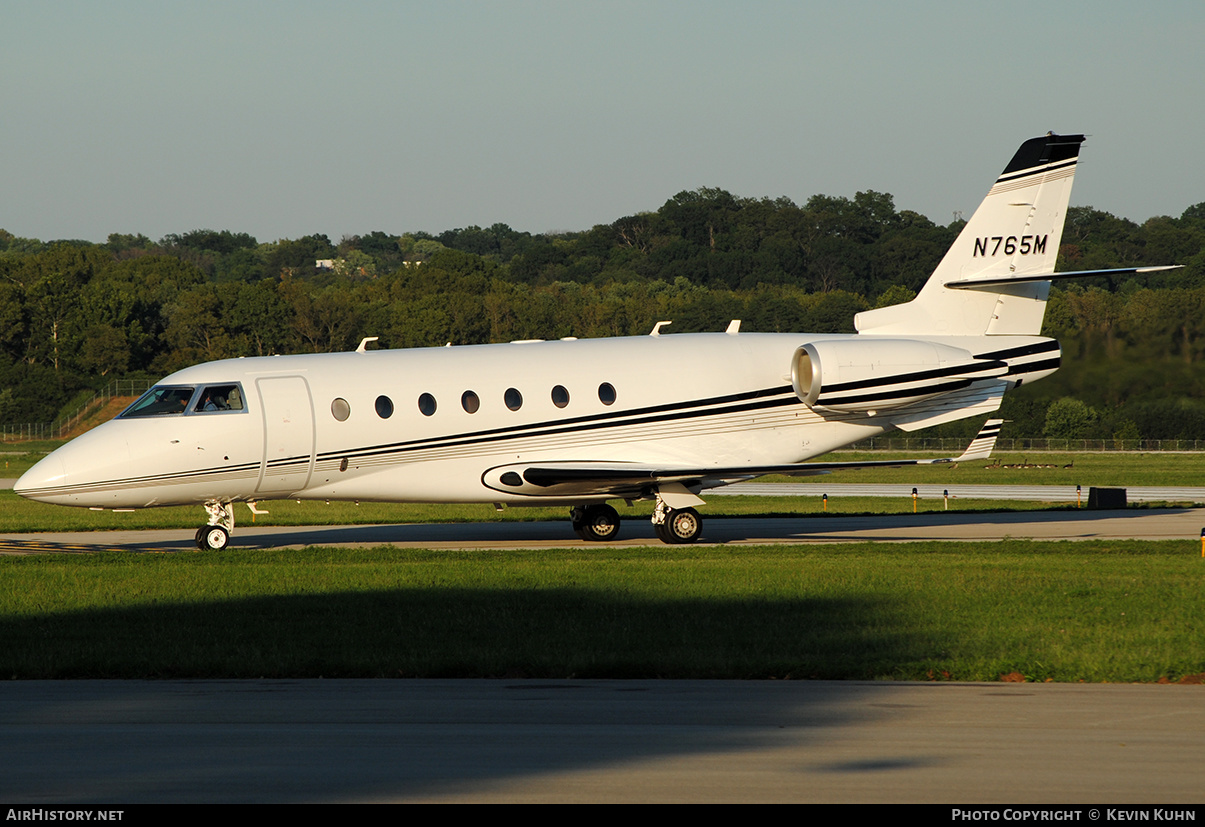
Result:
[2, 678, 1202, 803]
[6, 477, 1205, 553]
[3, 507, 1205, 554]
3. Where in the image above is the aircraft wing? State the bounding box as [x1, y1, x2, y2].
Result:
[482, 419, 1003, 501]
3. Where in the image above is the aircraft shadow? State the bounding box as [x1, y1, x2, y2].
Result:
[0, 587, 933, 801]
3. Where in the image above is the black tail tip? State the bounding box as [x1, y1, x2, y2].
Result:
[1001, 133, 1086, 175]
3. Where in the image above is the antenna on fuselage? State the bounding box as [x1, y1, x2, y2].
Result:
[356, 337, 379, 353]
[650, 321, 672, 336]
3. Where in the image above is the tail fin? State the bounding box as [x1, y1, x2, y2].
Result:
[856, 133, 1084, 337]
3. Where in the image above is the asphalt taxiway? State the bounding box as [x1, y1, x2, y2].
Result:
[3, 506, 1204, 554]
[2, 679, 1201, 803]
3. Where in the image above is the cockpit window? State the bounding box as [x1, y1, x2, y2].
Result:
[193, 384, 245, 413]
[120, 383, 247, 418]
[121, 386, 196, 418]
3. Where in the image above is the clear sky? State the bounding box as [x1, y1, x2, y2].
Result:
[4, 1, 1203, 243]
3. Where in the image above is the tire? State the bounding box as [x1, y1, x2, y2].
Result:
[662, 507, 702, 544]
[574, 504, 621, 542]
[654, 518, 674, 544]
[198, 525, 230, 551]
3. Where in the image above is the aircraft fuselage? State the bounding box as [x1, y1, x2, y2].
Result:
[15, 330, 1053, 510]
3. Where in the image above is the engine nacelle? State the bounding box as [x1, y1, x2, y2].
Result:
[790, 339, 1008, 414]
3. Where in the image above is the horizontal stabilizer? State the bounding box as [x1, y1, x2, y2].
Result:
[945, 265, 1181, 290]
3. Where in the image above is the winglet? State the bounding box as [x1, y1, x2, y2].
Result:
[951, 419, 1004, 462]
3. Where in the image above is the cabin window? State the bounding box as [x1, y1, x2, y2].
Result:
[194, 384, 245, 413]
[418, 393, 437, 416]
[461, 391, 480, 413]
[551, 385, 569, 408]
[120, 386, 196, 418]
[332, 398, 351, 421]
[598, 382, 616, 406]
[375, 395, 394, 419]
[505, 388, 523, 411]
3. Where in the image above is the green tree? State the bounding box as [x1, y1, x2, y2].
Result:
[19, 246, 105, 372]
[79, 324, 130, 376]
[1043, 397, 1100, 440]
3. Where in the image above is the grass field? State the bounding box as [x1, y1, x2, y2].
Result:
[2, 541, 1201, 682]
[4, 448, 1203, 684]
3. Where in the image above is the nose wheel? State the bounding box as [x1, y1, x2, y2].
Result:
[196, 500, 235, 551]
[196, 525, 230, 551]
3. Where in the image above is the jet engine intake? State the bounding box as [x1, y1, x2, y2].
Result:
[791, 339, 1007, 414]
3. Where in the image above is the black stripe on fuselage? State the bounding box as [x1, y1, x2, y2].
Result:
[317, 384, 802, 462]
[973, 340, 1060, 361]
[1005, 357, 1061, 376]
[17, 462, 265, 496]
[971, 341, 1061, 378]
[819, 378, 973, 407]
[20, 385, 809, 497]
[820, 360, 1006, 394]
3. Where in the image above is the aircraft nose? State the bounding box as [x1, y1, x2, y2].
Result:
[14, 453, 68, 502]
[14, 426, 135, 507]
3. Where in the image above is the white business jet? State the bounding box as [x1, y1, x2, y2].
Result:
[15, 134, 1176, 548]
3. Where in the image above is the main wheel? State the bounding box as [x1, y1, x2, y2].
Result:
[196, 525, 230, 551]
[659, 507, 702, 544]
[654, 518, 674, 544]
[572, 504, 621, 542]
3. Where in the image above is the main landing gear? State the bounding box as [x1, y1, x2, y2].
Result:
[652, 500, 703, 544]
[569, 495, 705, 544]
[571, 504, 621, 542]
[196, 500, 234, 551]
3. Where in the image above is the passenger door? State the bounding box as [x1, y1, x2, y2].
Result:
[256, 376, 315, 495]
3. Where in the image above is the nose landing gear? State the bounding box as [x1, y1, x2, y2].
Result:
[195, 524, 229, 551]
[196, 500, 235, 550]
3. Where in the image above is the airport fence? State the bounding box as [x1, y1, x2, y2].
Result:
[0, 379, 152, 443]
[846, 437, 1205, 453]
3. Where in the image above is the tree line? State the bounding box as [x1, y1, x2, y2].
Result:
[3, 187, 1205, 440]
